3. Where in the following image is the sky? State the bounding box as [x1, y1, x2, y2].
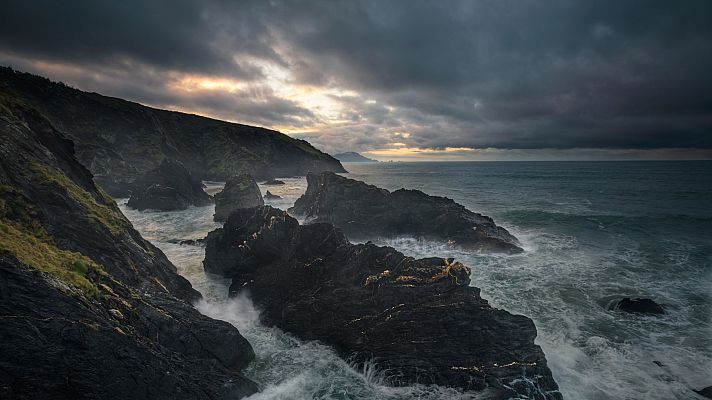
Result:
[1, 0, 711, 161]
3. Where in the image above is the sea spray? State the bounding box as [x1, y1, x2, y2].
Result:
[118, 160, 712, 399]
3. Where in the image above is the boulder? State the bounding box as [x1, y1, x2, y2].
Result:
[203, 206, 561, 398]
[262, 179, 285, 185]
[213, 175, 264, 221]
[607, 297, 665, 314]
[290, 172, 523, 253]
[263, 190, 282, 200]
[127, 159, 211, 211]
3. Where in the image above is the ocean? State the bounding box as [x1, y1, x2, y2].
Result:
[117, 160, 712, 400]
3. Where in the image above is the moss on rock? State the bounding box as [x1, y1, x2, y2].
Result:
[0, 216, 102, 297]
[30, 163, 131, 235]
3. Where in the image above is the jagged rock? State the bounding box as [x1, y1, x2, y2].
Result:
[262, 179, 285, 185]
[167, 238, 206, 246]
[127, 159, 211, 211]
[696, 386, 712, 399]
[0, 91, 257, 399]
[607, 297, 665, 314]
[290, 172, 523, 253]
[1, 67, 345, 197]
[203, 206, 561, 398]
[263, 190, 281, 200]
[213, 175, 264, 221]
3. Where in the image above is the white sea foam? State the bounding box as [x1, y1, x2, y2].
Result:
[116, 161, 712, 399]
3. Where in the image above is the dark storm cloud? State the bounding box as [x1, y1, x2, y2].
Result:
[1, 0, 711, 153]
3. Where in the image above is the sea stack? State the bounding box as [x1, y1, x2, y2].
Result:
[213, 174, 264, 221]
[127, 159, 211, 211]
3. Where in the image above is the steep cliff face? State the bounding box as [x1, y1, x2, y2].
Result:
[0, 90, 258, 399]
[0, 67, 346, 196]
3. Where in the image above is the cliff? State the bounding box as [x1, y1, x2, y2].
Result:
[0, 67, 346, 196]
[0, 89, 258, 398]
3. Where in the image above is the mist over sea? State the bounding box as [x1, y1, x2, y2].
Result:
[118, 160, 712, 400]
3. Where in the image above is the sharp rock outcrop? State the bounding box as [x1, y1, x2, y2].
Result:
[203, 206, 561, 399]
[213, 174, 264, 221]
[290, 172, 523, 253]
[127, 158, 211, 211]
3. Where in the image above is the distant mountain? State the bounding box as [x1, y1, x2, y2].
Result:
[333, 152, 378, 162]
[0, 67, 345, 196]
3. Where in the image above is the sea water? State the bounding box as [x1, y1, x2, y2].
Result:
[118, 161, 712, 400]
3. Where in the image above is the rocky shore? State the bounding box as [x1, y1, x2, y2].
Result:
[291, 171, 523, 253]
[203, 206, 562, 399]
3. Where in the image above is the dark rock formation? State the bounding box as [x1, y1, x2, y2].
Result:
[607, 297, 665, 314]
[213, 175, 264, 221]
[0, 67, 345, 196]
[262, 179, 285, 185]
[0, 90, 257, 398]
[167, 238, 206, 246]
[696, 386, 712, 399]
[203, 206, 561, 399]
[290, 172, 523, 253]
[264, 190, 282, 200]
[127, 159, 211, 211]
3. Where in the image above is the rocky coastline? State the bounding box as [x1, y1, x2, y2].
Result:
[203, 206, 562, 399]
[291, 171, 523, 253]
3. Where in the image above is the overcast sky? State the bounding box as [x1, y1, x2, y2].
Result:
[1, 0, 711, 160]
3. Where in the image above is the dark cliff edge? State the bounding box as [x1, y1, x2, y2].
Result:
[0, 67, 346, 196]
[0, 90, 258, 399]
[203, 206, 561, 399]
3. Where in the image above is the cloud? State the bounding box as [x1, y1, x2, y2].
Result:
[1, 0, 711, 157]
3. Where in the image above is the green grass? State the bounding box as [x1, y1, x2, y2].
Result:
[0, 217, 101, 297]
[30, 163, 131, 235]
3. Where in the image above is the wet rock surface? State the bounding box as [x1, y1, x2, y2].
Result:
[127, 159, 211, 211]
[263, 190, 281, 200]
[213, 174, 264, 221]
[607, 297, 665, 314]
[262, 179, 285, 185]
[290, 172, 523, 253]
[203, 206, 561, 399]
[696, 386, 712, 399]
[0, 92, 257, 398]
